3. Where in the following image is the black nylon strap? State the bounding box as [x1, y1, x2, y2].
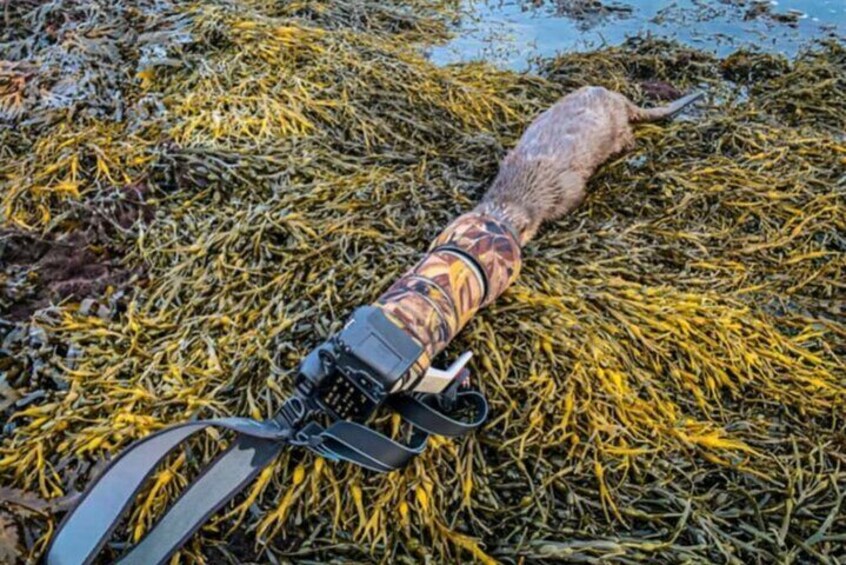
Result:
[119, 435, 285, 565]
[312, 420, 428, 472]
[45, 418, 289, 565]
[388, 391, 488, 437]
[46, 392, 489, 564]
[308, 392, 488, 469]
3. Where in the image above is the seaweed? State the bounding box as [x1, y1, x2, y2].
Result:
[542, 1, 634, 31]
[1, 1, 844, 563]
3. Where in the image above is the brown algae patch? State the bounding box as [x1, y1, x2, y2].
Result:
[0, 1, 844, 563]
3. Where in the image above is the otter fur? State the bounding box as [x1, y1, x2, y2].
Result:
[475, 86, 703, 243]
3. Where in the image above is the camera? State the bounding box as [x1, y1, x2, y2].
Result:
[297, 306, 423, 422]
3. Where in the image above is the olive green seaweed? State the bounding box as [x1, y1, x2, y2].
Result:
[0, 1, 844, 563]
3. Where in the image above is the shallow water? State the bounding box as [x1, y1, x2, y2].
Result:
[428, 0, 846, 69]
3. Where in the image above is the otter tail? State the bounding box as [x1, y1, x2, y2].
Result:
[629, 91, 704, 123]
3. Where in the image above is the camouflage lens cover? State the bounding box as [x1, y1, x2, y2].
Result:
[375, 212, 521, 390]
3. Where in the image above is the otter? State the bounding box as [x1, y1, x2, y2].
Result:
[476, 86, 703, 243]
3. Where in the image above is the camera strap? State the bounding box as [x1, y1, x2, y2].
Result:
[45, 388, 487, 565]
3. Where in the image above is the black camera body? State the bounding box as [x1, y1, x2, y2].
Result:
[297, 307, 422, 422]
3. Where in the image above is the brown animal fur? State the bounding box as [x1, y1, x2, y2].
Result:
[475, 86, 702, 243]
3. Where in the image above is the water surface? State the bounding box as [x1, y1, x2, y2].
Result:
[429, 0, 846, 69]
